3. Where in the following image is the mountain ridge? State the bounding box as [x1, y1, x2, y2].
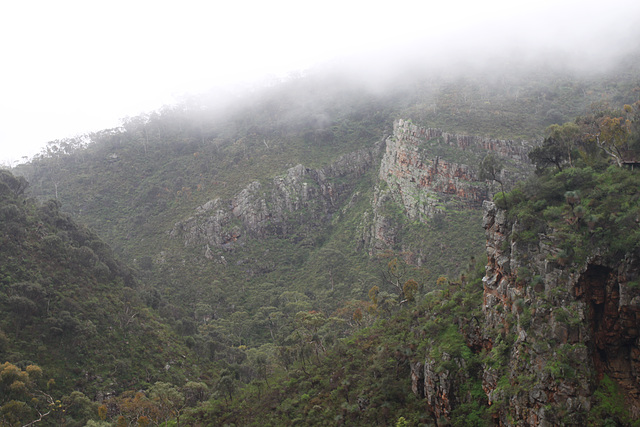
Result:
[3, 55, 640, 425]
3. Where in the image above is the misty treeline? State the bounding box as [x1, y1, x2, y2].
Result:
[32, 73, 392, 164]
[4, 50, 640, 426]
[28, 53, 640, 170]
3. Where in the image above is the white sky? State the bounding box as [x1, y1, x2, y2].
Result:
[1, 0, 639, 166]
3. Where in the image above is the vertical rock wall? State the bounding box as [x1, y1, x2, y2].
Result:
[170, 144, 383, 252]
[481, 201, 640, 425]
[369, 119, 533, 257]
[379, 120, 531, 217]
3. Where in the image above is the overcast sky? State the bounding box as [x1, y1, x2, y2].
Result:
[1, 0, 639, 166]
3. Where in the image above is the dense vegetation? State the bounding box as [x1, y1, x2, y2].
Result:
[1, 53, 640, 425]
[504, 100, 640, 264]
[186, 261, 488, 426]
[485, 100, 640, 426]
[0, 170, 213, 426]
[186, 87, 640, 424]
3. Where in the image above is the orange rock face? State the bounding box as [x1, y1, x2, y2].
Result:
[378, 120, 532, 222]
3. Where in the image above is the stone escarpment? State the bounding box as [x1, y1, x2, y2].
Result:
[481, 200, 640, 425]
[380, 119, 531, 218]
[393, 120, 530, 162]
[368, 119, 533, 256]
[411, 351, 477, 423]
[170, 144, 382, 255]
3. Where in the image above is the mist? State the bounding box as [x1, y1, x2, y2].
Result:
[1, 0, 640, 166]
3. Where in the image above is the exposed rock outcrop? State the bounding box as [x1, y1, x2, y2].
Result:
[393, 120, 530, 162]
[412, 344, 482, 426]
[170, 144, 382, 252]
[369, 119, 533, 257]
[172, 119, 537, 274]
[380, 120, 531, 218]
[480, 200, 640, 425]
[423, 354, 465, 422]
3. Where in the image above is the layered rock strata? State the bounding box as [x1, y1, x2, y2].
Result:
[171, 144, 382, 251]
[481, 200, 640, 425]
[369, 119, 533, 256]
[379, 120, 531, 218]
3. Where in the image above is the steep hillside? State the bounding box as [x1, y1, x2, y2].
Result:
[481, 197, 640, 425]
[187, 101, 640, 427]
[475, 100, 640, 423]
[5, 55, 640, 425]
[0, 171, 201, 409]
[15, 61, 639, 276]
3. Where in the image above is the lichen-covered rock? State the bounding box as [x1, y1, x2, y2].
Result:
[481, 201, 640, 425]
[377, 120, 532, 220]
[170, 144, 382, 252]
[368, 120, 533, 257]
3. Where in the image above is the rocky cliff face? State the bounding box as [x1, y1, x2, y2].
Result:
[369, 119, 533, 257]
[380, 120, 531, 217]
[171, 119, 536, 274]
[170, 144, 383, 256]
[480, 200, 640, 425]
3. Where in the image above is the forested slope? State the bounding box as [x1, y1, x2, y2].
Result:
[184, 94, 640, 427]
[0, 170, 213, 426]
[3, 52, 640, 425]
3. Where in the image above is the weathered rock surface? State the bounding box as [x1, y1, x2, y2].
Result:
[380, 120, 531, 217]
[369, 119, 533, 256]
[172, 119, 535, 266]
[480, 200, 640, 425]
[170, 144, 382, 252]
[423, 354, 465, 423]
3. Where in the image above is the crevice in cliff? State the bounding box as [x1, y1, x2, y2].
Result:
[575, 264, 615, 374]
[575, 263, 640, 414]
